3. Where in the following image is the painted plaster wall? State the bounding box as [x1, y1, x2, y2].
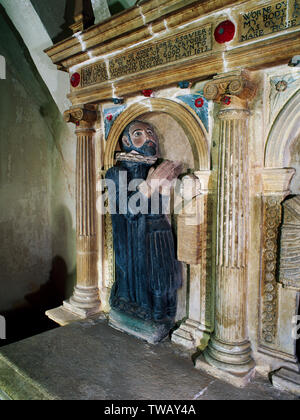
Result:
[0, 7, 76, 314]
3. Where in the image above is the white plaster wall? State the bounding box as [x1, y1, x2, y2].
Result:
[0, 1, 77, 308]
[0, 0, 70, 114]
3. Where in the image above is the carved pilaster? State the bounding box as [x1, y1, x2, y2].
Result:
[259, 168, 300, 395]
[172, 171, 214, 350]
[63, 105, 101, 318]
[196, 71, 257, 384]
[259, 169, 295, 348]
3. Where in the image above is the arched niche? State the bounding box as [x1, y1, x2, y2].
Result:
[101, 98, 211, 322]
[103, 98, 210, 171]
[264, 89, 300, 169]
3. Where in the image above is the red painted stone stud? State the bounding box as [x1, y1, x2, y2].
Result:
[195, 97, 204, 108]
[214, 20, 235, 43]
[106, 114, 113, 121]
[142, 89, 153, 97]
[222, 96, 231, 105]
[70, 72, 81, 88]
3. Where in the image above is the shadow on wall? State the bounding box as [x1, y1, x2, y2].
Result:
[51, 205, 77, 300]
[30, 0, 75, 44]
[0, 5, 77, 346]
[0, 257, 76, 348]
[3, 204, 77, 347]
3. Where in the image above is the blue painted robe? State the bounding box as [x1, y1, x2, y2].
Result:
[106, 159, 182, 322]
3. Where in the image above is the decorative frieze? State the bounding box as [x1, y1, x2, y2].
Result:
[261, 196, 282, 344]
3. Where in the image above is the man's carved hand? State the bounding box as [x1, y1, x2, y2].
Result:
[138, 160, 183, 198]
[147, 160, 182, 185]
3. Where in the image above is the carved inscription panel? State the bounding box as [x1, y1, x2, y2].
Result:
[239, 0, 300, 42]
[77, 1, 300, 89]
[81, 24, 212, 87]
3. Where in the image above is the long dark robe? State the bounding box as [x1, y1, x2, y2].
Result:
[106, 159, 182, 322]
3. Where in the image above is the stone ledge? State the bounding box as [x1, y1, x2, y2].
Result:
[0, 355, 57, 400]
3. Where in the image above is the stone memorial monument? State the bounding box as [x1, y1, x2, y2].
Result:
[1, 0, 295, 398]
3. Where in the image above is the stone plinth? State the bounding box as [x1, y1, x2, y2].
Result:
[272, 368, 300, 396]
[109, 309, 173, 345]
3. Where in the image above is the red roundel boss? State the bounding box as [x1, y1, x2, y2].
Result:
[142, 89, 153, 97]
[195, 97, 204, 108]
[222, 96, 231, 106]
[70, 73, 81, 88]
[214, 20, 235, 44]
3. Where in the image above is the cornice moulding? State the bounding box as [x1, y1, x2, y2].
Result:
[44, 0, 249, 70]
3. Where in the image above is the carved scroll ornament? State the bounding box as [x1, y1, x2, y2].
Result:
[63, 105, 97, 127]
[203, 71, 257, 105]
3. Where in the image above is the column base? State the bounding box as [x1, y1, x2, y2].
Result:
[46, 286, 101, 326]
[195, 354, 255, 388]
[63, 300, 101, 318]
[65, 285, 101, 317]
[203, 336, 255, 374]
[271, 368, 300, 396]
[171, 319, 211, 350]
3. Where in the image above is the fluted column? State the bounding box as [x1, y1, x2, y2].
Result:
[63, 105, 101, 317]
[197, 71, 257, 380]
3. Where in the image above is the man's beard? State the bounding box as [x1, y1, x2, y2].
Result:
[138, 141, 157, 156]
[124, 139, 157, 157]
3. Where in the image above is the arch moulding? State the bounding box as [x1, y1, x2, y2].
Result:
[103, 98, 210, 171]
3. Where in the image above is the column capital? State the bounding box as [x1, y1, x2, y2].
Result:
[63, 105, 97, 128]
[194, 170, 213, 193]
[203, 70, 257, 107]
[261, 168, 295, 197]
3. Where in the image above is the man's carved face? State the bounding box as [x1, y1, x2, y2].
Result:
[122, 121, 158, 157]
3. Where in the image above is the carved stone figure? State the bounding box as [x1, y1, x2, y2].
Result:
[105, 120, 182, 331]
